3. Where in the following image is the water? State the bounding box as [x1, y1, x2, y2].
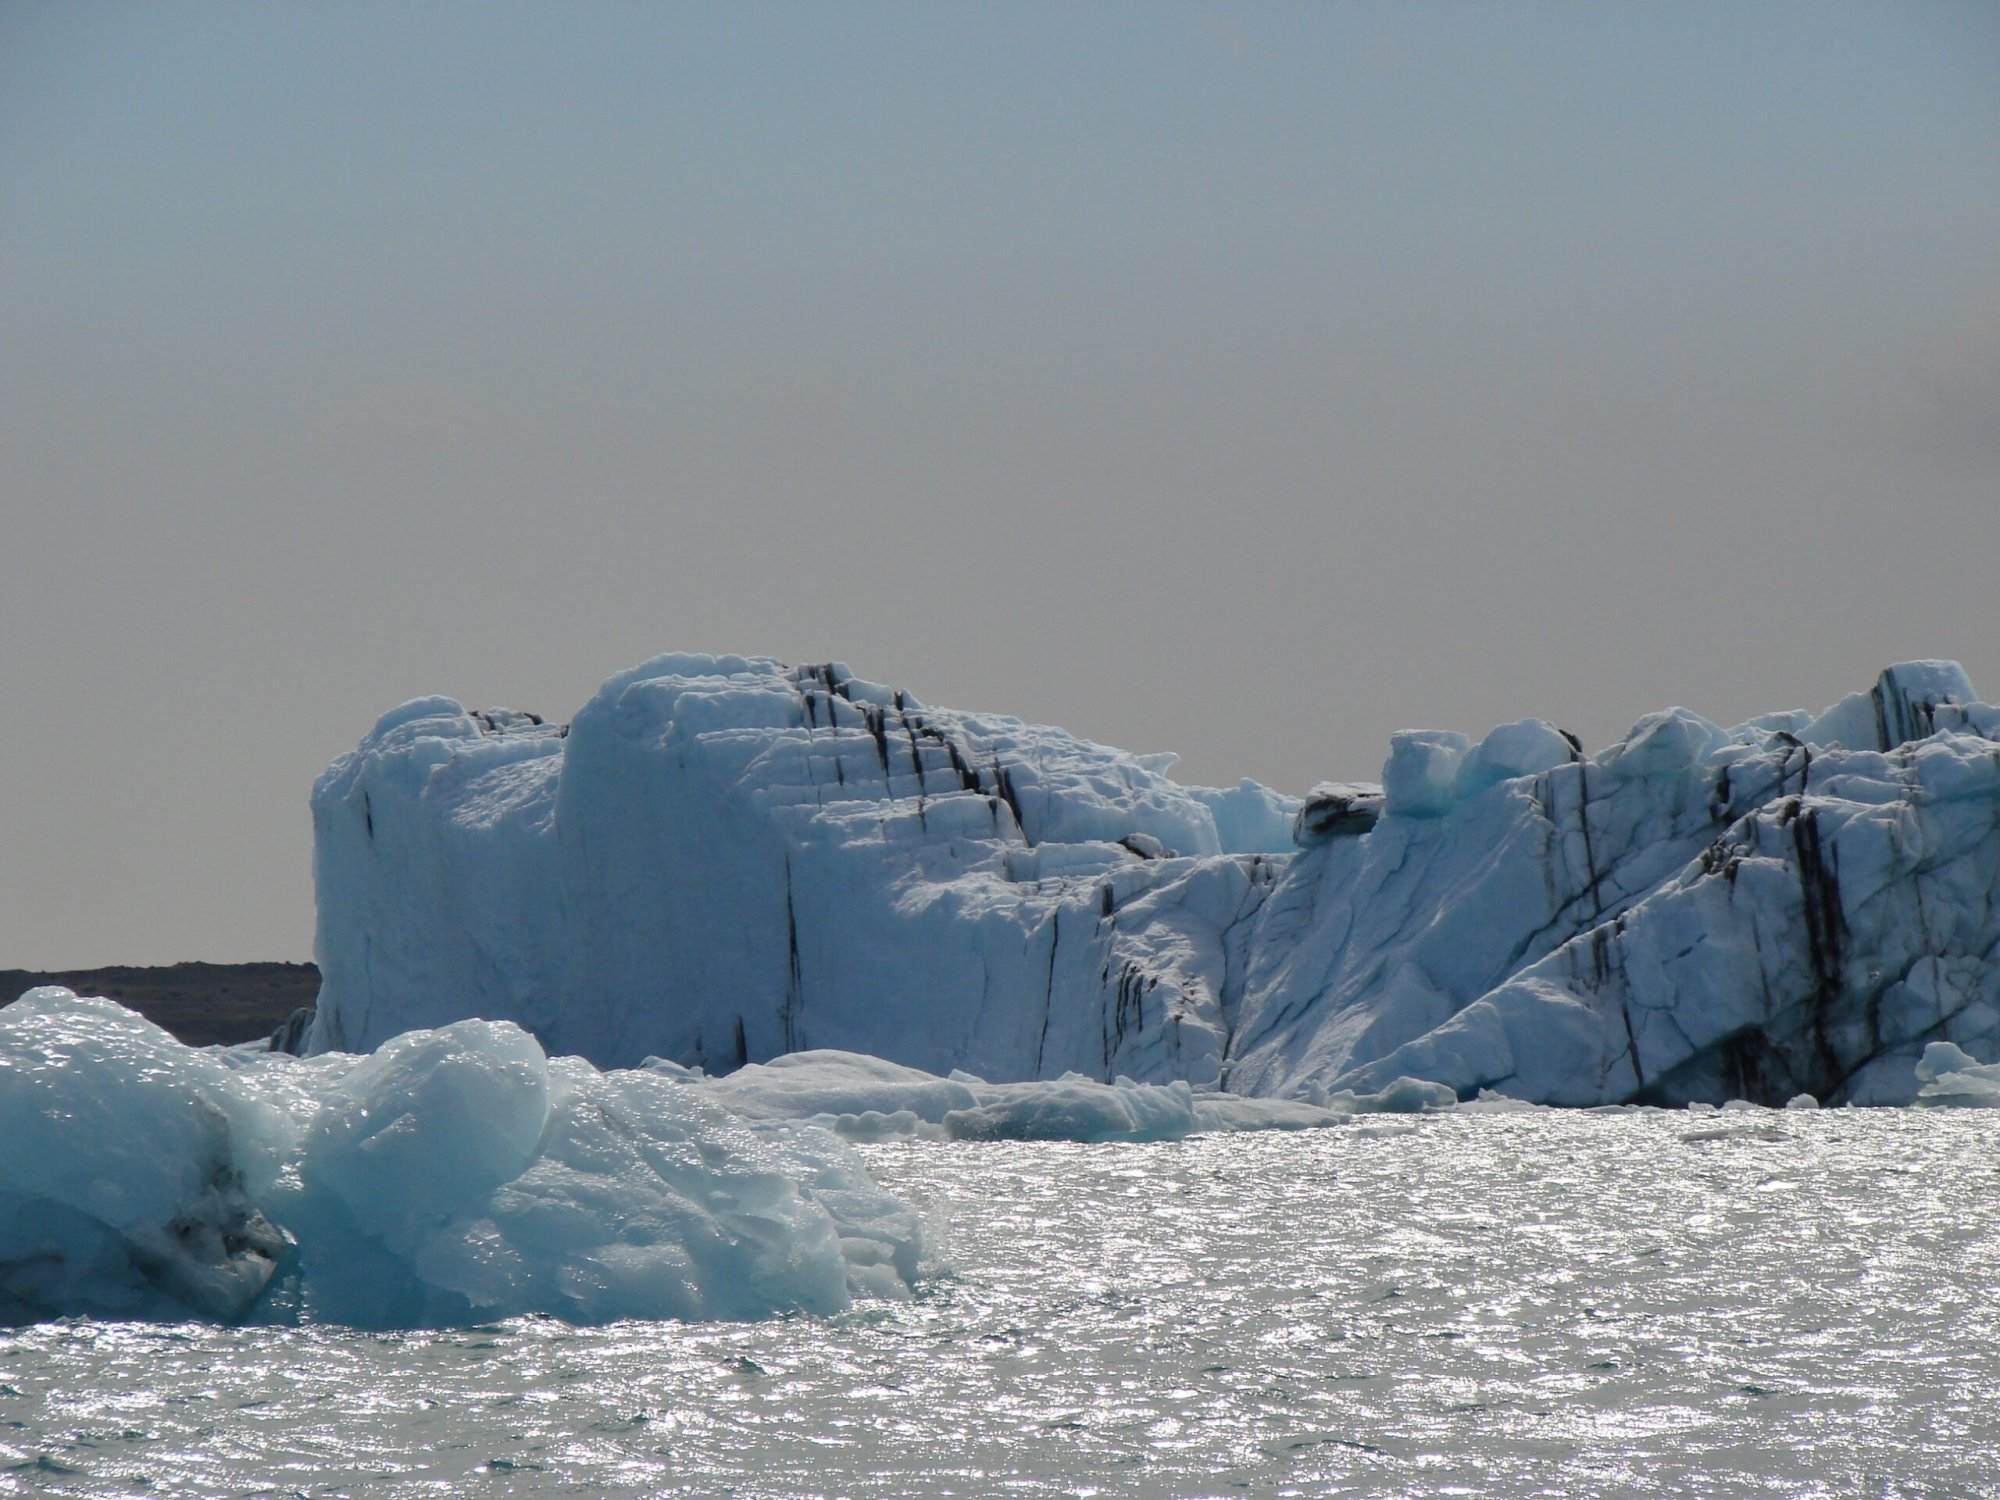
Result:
[4, 1108, 1997, 1497]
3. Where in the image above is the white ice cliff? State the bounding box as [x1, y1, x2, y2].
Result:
[304, 654, 2000, 1108]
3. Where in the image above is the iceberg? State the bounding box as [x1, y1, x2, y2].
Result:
[307, 654, 1298, 1089]
[305, 655, 2000, 1107]
[0, 989, 925, 1326]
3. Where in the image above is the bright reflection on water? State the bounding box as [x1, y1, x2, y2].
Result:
[4, 1109, 1998, 1497]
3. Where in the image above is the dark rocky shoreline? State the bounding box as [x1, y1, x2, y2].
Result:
[0, 962, 318, 1047]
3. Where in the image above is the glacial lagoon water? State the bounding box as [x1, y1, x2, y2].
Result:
[4, 1107, 1996, 1498]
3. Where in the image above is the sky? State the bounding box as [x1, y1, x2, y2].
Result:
[3, 1, 1997, 968]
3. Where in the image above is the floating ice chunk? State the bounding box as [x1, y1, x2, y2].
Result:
[0, 993, 925, 1327]
[1336, 1076, 1458, 1113]
[338, 1057, 912, 1325]
[1913, 1041, 2000, 1108]
[1455, 1090, 1544, 1115]
[307, 654, 1290, 1077]
[693, 1051, 983, 1130]
[942, 1074, 1199, 1142]
[1188, 1094, 1350, 1130]
[686, 1050, 1343, 1142]
[1917, 1040, 1979, 1080]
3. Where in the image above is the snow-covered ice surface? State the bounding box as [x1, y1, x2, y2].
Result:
[307, 654, 2000, 1106]
[5, 1111, 1998, 1497]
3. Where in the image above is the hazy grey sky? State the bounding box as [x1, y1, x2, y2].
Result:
[4, 1, 1997, 968]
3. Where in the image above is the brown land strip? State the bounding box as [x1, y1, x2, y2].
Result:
[0, 962, 319, 1048]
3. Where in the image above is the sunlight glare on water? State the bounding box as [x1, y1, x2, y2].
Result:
[3, 1108, 1997, 1497]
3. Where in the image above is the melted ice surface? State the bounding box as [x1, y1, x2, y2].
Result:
[5, 1112, 1995, 1497]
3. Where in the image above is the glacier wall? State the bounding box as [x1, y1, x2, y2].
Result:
[307, 655, 2000, 1106]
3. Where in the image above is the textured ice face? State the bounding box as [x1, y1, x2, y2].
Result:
[306, 655, 2000, 1107]
[0, 991, 925, 1327]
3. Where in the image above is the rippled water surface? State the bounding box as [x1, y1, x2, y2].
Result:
[5, 1109, 1998, 1497]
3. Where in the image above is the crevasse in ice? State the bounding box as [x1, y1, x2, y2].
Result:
[306, 655, 2000, 1107]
